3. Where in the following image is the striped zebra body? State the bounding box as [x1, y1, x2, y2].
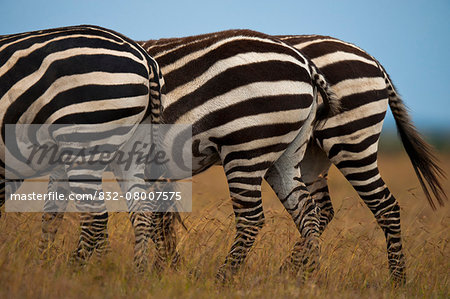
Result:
[143, 33, 445, 282]
[139, 30, 338, 279]
[274, 35, 446, 283]
[37, 33, 445, 284]
[38, 30, 337, 276]
[0, 25, 164, 264]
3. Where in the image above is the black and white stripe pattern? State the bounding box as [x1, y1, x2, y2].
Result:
[142, 33, 445, 282]
[41, 30, 338, 276]
[36, 32, 445, 284]
[140, 30, 338, 279]
[274, 35, 446, 284]
[0, 25, 164, 264]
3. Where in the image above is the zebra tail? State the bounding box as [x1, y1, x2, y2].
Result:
[146, 56, 165, 124]
[381, 64, 447, 209]
[310, 64, 340, 121]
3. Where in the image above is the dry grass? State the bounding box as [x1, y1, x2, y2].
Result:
[1, 152, 449, 298]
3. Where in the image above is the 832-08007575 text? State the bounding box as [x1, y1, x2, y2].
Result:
[9, 191, 183, 201]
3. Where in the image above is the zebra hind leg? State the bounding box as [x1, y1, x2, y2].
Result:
[264, 138, 327, 280]
[276, 174, 333, 275]
[39, 212, 64, 260]
[296, 141, 335, 234]
[265, 162, 321, 280]
[340, 166, 406, 285]
[216, 175, 265, 282]
[308, 174, 334, 234]
[149, 212, 180, 273]
[127, 211, 152, 272]
[39, 168, 70, 260]
[64, 164, 109, 267]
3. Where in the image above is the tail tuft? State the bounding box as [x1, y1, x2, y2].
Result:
[381, 64, 447, 209]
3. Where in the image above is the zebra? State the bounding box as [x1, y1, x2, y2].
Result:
[140, 33, 446, 283]
[271, 35, 446, 284]
[0, 25, 164, 265]
[39, 32, 445, 284]
[38, 29, 340, 279]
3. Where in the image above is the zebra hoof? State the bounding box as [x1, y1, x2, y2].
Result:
[133, 261, 148, 274]
[169, 252, 182, 271]
[391, 271, 406, 287]
[187, 267, 202, 281]
[151, 259, 166, 277]
[68, 250, 89, 269]
[279, 257, 298, 276]
[215, 264, 236, 284]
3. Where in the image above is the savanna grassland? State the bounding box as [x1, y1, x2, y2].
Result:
[0, 151, 449, 298]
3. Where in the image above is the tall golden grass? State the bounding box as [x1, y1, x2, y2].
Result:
[0, 152, 449, 298]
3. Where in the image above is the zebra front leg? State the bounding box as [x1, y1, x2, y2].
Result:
[216, 176, 265, 282]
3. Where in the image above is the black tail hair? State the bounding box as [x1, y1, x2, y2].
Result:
[380, 63, 447, 209]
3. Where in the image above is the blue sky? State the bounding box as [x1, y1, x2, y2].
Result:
[1, 0, 449, 130]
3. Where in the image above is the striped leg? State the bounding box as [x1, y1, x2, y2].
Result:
[137, 179, 181, 273]
[265, 152, 321, 278]
[306, 174, 333, 233]
[299, 141, 334, 234]
[272, 141, 333, 275]
[149, 212, 180, 273]
[335, 157, 406, 284]
[216, 175, 265, 281]
[112, 150, 157, 271]
[39, 212, 65, 259]
[128, 212, 152, 271]
[40, 168, 111, 261]
[73, 211, 110, 264]
[39, 168, 69, 259]
[64, 163, 109, 265]
[212, 101, 320, 281]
